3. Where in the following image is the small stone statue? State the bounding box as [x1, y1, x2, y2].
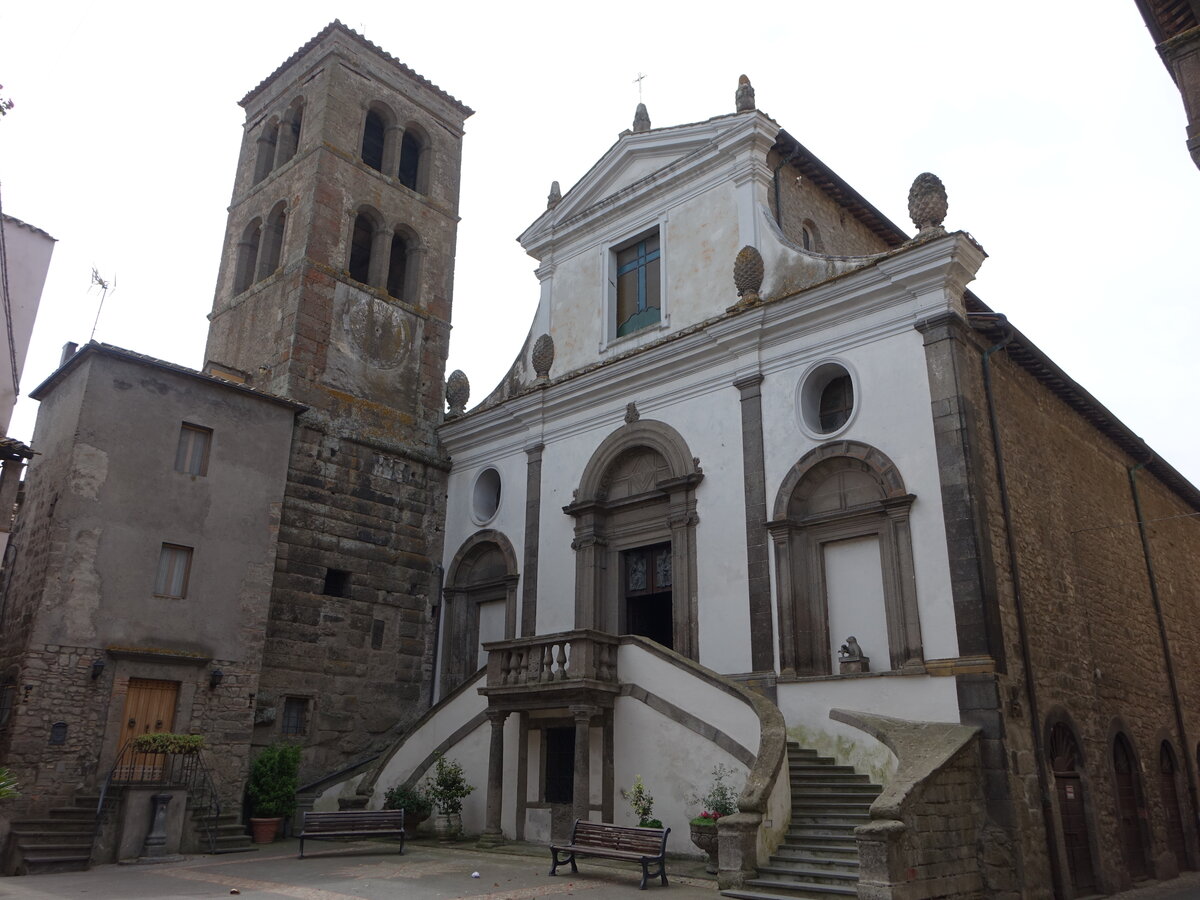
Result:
[838, 636, 870, 674]
[632, 102, 651, 133]
[735, 75, 755, 112]
[624, 402, 640, 424]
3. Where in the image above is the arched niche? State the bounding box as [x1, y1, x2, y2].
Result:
[1045, 712, 1100, 897]
[564, 419, 703, 660]
[441, 530, 519, 696]
[768, 441, 921, 676]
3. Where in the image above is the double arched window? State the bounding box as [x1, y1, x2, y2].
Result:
[252, 97, 304, 185]
[346, 208, 420, 303]
[359, 103, 430, 194]
[234, 200, 287, 294]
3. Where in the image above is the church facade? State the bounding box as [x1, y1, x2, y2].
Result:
[2, 21, 1199, 900]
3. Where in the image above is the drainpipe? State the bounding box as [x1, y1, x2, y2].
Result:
[428, 563, 444, 708]
[1129, 459, 1200, 847]
[976, 312, 1066, 899]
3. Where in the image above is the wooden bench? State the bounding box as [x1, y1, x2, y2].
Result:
[549, 819, 671, 889]
[297, 809, 405, 858]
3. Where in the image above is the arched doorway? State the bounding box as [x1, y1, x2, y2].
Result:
[565, 419, 703, 659]
[1114, 733, 1150, 881]
[1160, 741, 1190, 870]
[441, 531, 519, 696]
[1048, 721, 1097, 896]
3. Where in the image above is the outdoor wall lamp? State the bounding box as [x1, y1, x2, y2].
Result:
[90, 658, 106, 680]
[209, 668, 224, 690]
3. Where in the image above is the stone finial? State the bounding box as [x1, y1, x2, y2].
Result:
[547, 181, 562, 210]
[532, 333, 555, 381]
[733, 245, 765, 305]
[445, 369, 470, 417]
[735, 75, 755, 112]
[908, 172, 948, 236]
[624, 402, 640, 424]
[632, 103, 651, 133]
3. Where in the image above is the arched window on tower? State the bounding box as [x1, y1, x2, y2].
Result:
[362, 110, 386, 172]
[398, 128, 424, 192]
[387, 232, 410, 301]
[348, 213, 374, 284]
[257, 203, 286, 281]
[253, 119, 279, 185]
[275, 99, 304, 167]
[234, 218, 262, 294]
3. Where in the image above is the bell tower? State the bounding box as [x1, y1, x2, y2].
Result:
[205, 22, 472, 773]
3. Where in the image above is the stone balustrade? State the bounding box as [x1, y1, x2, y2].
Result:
[483, 629, 619, 692]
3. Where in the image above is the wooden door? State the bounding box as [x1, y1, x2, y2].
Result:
[1114, 736, 1149, 880]
[1050, 723, 1097, 895]
[1160, 743, 1189, 870]
[117, 679, 178, 780]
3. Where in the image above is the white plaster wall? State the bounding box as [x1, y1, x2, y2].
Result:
[824, 536, 889, 668]
[776, 676, 960, 785]
[368, 671, 487, 809]
[614, 696, 747, 855]
[618, 644, 759, 753]
[759, 323, 961, 663]
[0, 218, 53, 432]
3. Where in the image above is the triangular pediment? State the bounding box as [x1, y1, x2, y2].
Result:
[520, 113, 761, 251]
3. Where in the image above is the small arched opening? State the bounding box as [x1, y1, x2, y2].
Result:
[234, 218, 262, 294]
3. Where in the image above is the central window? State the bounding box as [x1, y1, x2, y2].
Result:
[614, 230, 661, 338]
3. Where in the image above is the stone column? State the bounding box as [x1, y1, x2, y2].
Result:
[521, 444, 544, 636]
[479, 708, 509, 847]
[734, 373, 774, 672]
[571, 705, 594, 825]
[368, 225, 392, 289]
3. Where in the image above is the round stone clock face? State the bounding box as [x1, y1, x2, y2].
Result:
[343, 294, 409, 369]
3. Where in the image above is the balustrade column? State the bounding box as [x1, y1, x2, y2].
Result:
[479, 708, 509, 847]
[571, 705, 595, 825]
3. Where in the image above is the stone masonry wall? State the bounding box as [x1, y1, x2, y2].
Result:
[973, 336, 1200, 897]
[255, 424, 448, 779]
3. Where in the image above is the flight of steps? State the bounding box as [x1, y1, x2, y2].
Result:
[4, 794, 99, 875]
[192, 807, 254, 854]
[722, 742, 881, 900]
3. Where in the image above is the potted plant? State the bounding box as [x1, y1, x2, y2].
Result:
[688, 764, 739, 873]
[623, 775, 662, 828]
[383, 782, 433, 831]
[246, 742, 301, 843]
[423, 755, 474, 840]
[0, 766, 19, 800]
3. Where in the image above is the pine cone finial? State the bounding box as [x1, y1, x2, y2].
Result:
[735, 75, 756, 112]
[445, 370, 470, 417]
[632, 103, 651, 133]
[908, 172, 948, 235]
[532, 333, 555, 381]
[733, 245, 765, 305]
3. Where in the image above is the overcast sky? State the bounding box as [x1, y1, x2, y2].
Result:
[2, 1, 1197, 486]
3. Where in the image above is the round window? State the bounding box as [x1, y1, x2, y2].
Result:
[472, 467, 502, 523]
[798, 361, 857, 437]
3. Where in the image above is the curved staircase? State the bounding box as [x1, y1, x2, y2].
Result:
[722, 742, 881, 900]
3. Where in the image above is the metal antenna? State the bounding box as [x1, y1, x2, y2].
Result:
[89, 267, 114, 342]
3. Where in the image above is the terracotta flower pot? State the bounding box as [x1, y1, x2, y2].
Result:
[250, 816, 282, 844]
[690, 823, 719, 874]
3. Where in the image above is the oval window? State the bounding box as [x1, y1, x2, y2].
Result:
[799, 361, 857, 437]
[472, 467, 502, 523]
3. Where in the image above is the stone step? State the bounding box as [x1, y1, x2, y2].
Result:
[791, 813, 870, 827]
[790, 779, 878, 790]
[10, 827, 95, 842]
[792, 796, 876, 808]
[11, 851, 92, 876]
[788, 763, 858, 775]
[722, 892, 847, 900]
[769, 850, 859, 871]
[742, 878, 857, 898]
[775, 842, 858, 861]
[755, 864, 858, 886]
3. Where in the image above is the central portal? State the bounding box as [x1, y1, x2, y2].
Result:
[622, 543, 673, 649]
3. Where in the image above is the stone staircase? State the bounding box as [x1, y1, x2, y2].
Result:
[190, 807, 254, 855]
[722, 742, 881, 900]
[4, 793, 99, 875]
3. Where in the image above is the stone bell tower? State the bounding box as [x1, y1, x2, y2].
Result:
[205, 22, 472, 774]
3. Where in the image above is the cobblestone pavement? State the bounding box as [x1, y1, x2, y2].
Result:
[0, 837, 718, 900]
[3, 839, 1200, 899]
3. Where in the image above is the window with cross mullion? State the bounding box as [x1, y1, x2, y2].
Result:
[615, 231, 661, 337]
